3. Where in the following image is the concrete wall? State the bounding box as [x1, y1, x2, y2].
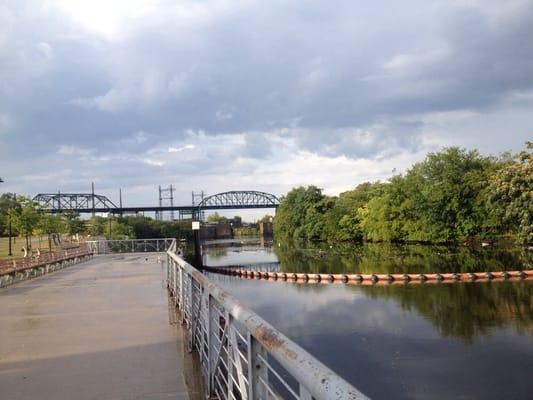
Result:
[259, 222, 273, 238]
[200, 223, 233, 240]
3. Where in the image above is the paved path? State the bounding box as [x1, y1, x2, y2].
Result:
[0, 254, 193, 400]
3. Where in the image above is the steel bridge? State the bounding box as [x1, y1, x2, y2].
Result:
[33, 190, 280, 215]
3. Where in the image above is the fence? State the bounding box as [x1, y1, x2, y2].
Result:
[166, 240, 369, 400]
[0, 245, 92, 287]
[86, 238, 176, 254]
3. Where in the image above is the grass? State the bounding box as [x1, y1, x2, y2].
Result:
[0, 236, 60, 260]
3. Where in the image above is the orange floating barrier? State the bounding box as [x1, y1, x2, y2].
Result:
[215, 267, 533, 286]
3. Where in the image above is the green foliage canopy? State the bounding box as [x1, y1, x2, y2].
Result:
[273, 144, 531, 245]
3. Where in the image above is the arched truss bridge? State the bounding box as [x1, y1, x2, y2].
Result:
[198, 191, 279, 209]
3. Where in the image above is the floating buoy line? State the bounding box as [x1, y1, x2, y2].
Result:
[204, 267, 533, 285]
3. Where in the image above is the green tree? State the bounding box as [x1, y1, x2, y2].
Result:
[107, 217, 134, 239]
[63, 212, 85, 238]
[273, 186, 324, 241]
[37, 214, 64, 251]
[488, 142, 533, 244]
[207, 212, 229, 224]
[334, 182, 386, 241]
[359, 148, 499, 243]
[8, 197, 40, 249]
[0, 193, 20, 236]
[86, 216, 107, 237]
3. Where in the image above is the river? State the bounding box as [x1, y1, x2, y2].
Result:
[200, 239, 532, 399]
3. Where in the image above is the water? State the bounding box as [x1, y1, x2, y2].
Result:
[202, 240, 533, 399]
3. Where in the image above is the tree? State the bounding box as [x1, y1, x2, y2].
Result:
[273, 186, 324, 240]
[8, 197, 40, 249]
[333, 182, 386, 241]
[207, 212, 229, 224]
[259, 215, 273, 224]
[488, 142, 533, 244]
[230, 215, 242, 227]
[0, 193, 20, 236]
[358, 148, 500, 243]
[63, 212, 85, 238]
[37, 214, 64, 251]
[86, 216, 107, 237]
[107, 217, 134, 239]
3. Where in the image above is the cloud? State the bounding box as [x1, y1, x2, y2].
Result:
[143, 158, 164, 167]
[0, 0, 532, 211]
[168, 144, 195, 153]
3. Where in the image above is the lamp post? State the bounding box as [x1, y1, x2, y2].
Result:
[8, 212, 12, 257]
[192, 220, 202, 269]
[7, 188, 14, 258]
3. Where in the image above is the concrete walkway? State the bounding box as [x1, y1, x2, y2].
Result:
[0, 254, 193, 400]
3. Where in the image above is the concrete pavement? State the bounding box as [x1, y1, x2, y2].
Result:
[0, 254, 197, 400]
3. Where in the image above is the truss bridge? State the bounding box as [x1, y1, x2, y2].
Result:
[33, 190, 280, 216]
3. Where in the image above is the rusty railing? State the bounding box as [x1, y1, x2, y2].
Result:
[166, 240, 369, 400]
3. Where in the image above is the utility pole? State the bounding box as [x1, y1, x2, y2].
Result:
[91, 182, 95, 217]
[8, 211, 12, 256]
[119, 188, 123, 216]
[158, 185, 175, 221]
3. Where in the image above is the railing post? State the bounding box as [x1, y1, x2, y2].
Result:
[207, 294, 216, 397]
[166, 255, 171, 287]
[248, 334, 268, 400]
[173, 261, 178, 297]
[179, 267, 184, 319]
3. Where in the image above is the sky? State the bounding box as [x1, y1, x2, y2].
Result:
[0, 0, 532, 220]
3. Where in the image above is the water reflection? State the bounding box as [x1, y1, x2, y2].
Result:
[361, 281, 533, 342]
[201, 241, 533, 399]
[275, 243, 533, 274]
[209, 276, 533, 399]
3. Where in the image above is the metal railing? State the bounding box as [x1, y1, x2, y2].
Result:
[86, 238, 176, 254]
[166, 240, 369, 400]
[205, 262, 281, 273]
[0, 244, 91, 276]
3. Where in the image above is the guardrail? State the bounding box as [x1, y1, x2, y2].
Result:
[166, 240, 369, 400]
[86, 238, 176, 254]
[0, 245, 92, 287]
